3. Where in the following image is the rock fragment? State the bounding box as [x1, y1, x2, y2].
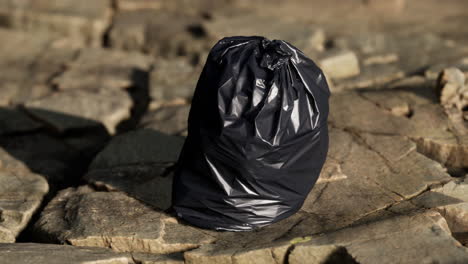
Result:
[149, 58, 199, 109]
[319, 50, 360, 80]
[140, 105, 190, 136]
[24, 89, 132, 134]
[436, 67, 468, 112]
[297, 211, 468, 264]
[33, 186, 215, 254]
[0, 29, 76, 106]
[131, 252, 184, 264]
[293, 128, 451, 234]
[288, 245, 357, 264]
[411, 179, 468, 244]
[108, 10, 209, 59]
[0, 243, 132, 264]
[0, 167, 48, 242]
[85, 129, 184, 210]
[0, 0, 112, 46]
[53, 48, 153, 91]
[329, 89, 468, 168]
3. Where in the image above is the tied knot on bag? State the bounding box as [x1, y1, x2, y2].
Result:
[259, 39, 292, 71]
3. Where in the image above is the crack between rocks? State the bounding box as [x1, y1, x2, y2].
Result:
[129, 252, 142, 264]
[12, 41, 54, 105]
[271, 216, 307, 243]
[445, 120, 463, 145]
[102, 0, 117, 48]
[16, 48, 84, 133]
[352, 179, 453, 226]
[268, 247, 281, 264]
[328, 121, 401, 137]
[344, 127, 400, 173]
[357, 91, 395, 113]
[306, 183, 330, 209]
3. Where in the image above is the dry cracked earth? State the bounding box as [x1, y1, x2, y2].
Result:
[0, 0, 468, 263]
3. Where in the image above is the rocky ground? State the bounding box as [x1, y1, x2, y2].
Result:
[0, 0, 468, 263]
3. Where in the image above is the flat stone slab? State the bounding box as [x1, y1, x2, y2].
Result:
[131, 252, 184, 264]
[304, 211, 468, 264]
[410, 179, 468, 244]
[0, 167, 48, 242]
[319, 50, 360, 80]
[149, 58, 199, 108]
[0, 29, 77, 106]
[33, 185, 215, 254]
[89, 129, 183, 170]
[0, 243, 132, 264]
[293, 128, 452, 233]
[53, 48, 153, 91]
[139, 105, 190, 136]
[329, 87, 468, 169]
[325, 31, 468, 90]
[85, 129, 184, 210]
[24, 89, 132, 134]
[0, 0, 112, 46]
[108, 10, 209, 59]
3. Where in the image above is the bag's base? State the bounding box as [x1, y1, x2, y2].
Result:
[173, 205, 301, 232]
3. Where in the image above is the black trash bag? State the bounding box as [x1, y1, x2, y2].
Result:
[172, 36, 330, 231]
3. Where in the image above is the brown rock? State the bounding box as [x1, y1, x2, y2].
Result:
[108, 10, 209, 59]
[319, 50, 360, 80]
[24, 89, 132, 134]
[305, 211, 468, 264]
[116, 0, 231, 14]
[0, 0, 112, 46]
[140, 105, 190, 136]
[116, 0, 163, 11]
[364, 0, 406, 13]
[289, 245, 357, 264]
[89, 129, 183, 170]
[53, 48, 153, 91]
[33, 186, 215, 254]
[332, 63, 404, 91]
[0, 29, 77, 106]
[85, 165, 174, 211]
[85, 129, 184, 210]
[329, 90, 468, 168]
[291, 128, 451, 235]
[149, 58, 199, 108]
[436, 67, 468, 112]
[411, 179, 468, 244]
[184, 214, 307, 264]
[0, 168, 48, 242]
[0, 243, 133, 264]
[131, 252, 184, 264]
[425, 60, 468, 80]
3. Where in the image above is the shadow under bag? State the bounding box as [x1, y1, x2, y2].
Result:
[172, 36, 331, 231]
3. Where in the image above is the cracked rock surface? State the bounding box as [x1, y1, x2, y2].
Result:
[1, 0, 468, 263]
[0, 243, 132, 264]
[0, 149, 48, 242]
[33, 185, 215, 254]
[84, 129, 184, 210]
